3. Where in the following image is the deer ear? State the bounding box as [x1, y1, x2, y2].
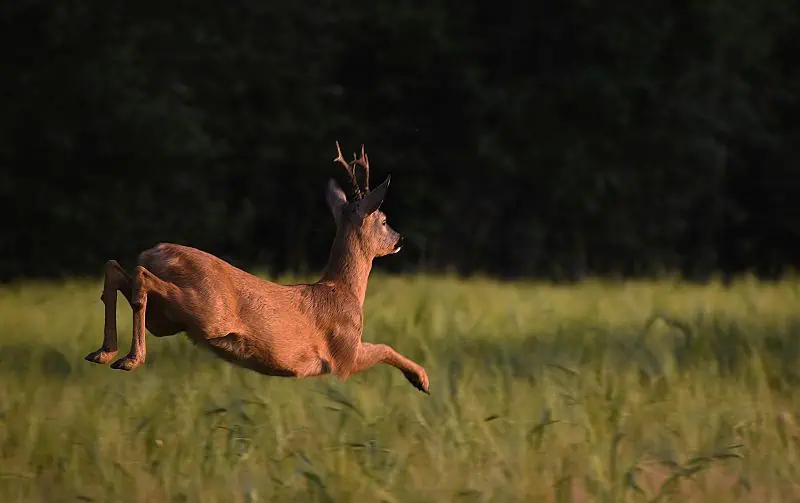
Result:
[357, 175, 391, 217]
[326, 178, 348, 218]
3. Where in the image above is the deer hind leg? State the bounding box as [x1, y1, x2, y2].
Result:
[86, 260, 133, 365]
[110, 265, 183, 371]
[346, 342, 430, 394]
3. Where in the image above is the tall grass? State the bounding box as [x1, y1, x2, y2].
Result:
[1, 274, 800, 502]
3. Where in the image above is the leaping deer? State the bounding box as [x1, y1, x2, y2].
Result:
[84, 142, 430, 394]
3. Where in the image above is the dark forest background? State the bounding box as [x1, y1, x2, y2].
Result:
[1, 0, 799, 282]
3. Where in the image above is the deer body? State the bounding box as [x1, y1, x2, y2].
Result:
[141, 242, 354, 379]
[84, 143, 430, 393]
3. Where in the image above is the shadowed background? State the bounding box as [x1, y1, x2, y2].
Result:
[1, 0, 798, 282]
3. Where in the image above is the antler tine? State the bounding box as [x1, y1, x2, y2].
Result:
[361, 144, 370, 192]
[333, 141, 362, 199]
[350, 144, 370, 192]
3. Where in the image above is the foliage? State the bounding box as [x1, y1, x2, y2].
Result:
[1, 1, 799, 280]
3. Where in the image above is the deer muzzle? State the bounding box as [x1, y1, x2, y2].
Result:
[391, 235, 404, 254]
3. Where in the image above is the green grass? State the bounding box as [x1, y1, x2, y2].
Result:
[2, 273, 800, 502]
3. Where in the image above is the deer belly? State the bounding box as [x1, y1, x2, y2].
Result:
[198, 331, 317, 377]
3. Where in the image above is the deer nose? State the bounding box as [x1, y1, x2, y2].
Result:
[392, 235, 404, 254]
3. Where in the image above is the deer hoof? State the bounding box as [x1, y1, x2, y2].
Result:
[110, 355, 142, 371]
[403, 369, 430, 394]
[85, 349, 118, 365]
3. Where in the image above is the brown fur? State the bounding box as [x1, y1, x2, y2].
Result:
[84, 144, 430, 394]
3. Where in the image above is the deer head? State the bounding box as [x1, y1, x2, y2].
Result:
[326, 142, 404, 259]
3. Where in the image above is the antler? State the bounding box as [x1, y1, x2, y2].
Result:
[333, 141, 363, 200]
[333, 141, 371, 198]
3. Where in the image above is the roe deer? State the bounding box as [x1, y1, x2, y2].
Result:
[84, 142, 430, 393]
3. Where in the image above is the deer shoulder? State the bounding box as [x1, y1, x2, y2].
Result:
[290, 281, 362, 376]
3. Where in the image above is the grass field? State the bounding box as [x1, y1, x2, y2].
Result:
[1, 274, 800, 502]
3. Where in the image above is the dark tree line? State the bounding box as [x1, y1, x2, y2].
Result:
[1, 0, 799, 282]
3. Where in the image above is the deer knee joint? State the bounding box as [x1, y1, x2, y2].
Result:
[130, 296, 145, 311]
[131, 266, 148, 310]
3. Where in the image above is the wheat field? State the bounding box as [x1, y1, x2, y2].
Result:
[1, 273, 800, 502]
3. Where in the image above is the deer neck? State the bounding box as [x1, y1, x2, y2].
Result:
[320, 232, 373, 306]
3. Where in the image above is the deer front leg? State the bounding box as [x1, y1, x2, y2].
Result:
[349, 342, 430, 394]
[86, 260, 132, 365]
[111, 265, 181, 371]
